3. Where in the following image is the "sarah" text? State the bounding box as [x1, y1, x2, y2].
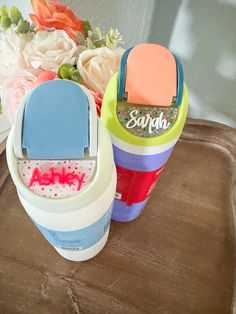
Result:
[126, 110, 170, 134]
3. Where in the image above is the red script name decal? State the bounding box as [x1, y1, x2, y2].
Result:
[29, 167, 85, 191]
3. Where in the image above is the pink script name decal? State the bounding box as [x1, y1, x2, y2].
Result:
[29, 167, 85, 191]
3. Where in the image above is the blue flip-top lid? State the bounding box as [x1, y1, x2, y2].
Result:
[21, 80, 90, 159]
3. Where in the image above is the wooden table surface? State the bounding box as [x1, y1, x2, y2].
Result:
[0, 119, 236, 314]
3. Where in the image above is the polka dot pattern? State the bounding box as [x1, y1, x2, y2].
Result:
[17, 160, 96, 199]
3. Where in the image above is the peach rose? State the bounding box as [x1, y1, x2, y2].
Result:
[30, 0, 84, 42]
[77, 47, 124, 95]
[1, 70, 57, 125]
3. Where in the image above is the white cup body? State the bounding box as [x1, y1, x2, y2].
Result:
[7, 120, 117, 261]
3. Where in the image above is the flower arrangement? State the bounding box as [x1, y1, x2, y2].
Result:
[0, 0, 124, 123]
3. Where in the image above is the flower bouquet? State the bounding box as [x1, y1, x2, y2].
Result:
[0, 0, 124, 124]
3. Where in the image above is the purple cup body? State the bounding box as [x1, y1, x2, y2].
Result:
[112, 199, 149, 222]
[112, 142, 176, 222]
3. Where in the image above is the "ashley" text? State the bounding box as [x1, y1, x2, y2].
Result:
[29, 167, 85, 191]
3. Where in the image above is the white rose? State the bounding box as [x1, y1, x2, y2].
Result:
[77, 47, 124, 95]
[0, 26, 33, 75]
[24, 30, 77, 72]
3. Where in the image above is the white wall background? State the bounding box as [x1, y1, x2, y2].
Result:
[1, 0, 236, 127]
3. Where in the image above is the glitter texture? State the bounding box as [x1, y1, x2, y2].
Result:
[117, 102, 178, 137]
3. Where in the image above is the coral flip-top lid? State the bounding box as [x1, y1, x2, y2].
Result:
[118, 43, 184, 107]
[14, 80, 97, 159]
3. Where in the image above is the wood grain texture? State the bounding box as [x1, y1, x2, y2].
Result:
[0, 119, 236, 314]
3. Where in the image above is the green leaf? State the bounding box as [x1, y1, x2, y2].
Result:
[94, 27, 102, 40]
[60, 67, 71, 79]
[10, 6, 23, 25]
[0, 5, 9, 17]
[86, 37, 97, 49]
[89, 31, 100, 43]
[93, 39, 105, 48]
[1, 16, 11, 29]
[58, 64, 74, 79]
[16, 19, 30, 33]
[86, 27, 106, 48]
[76, 31, 86, 46]
[83, 20, 92, 32]
[70, 69, 83, 84]
[0, 102, 2, 114]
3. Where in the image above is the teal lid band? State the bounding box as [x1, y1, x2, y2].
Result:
[174, 55, 184, 106]
[118, 47, 133, 101]
[101, 72, 188, 147]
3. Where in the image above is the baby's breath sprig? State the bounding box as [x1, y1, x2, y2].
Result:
[106, 28, 123, 49]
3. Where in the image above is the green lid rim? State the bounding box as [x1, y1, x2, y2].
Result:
[101, 72, 188, 146]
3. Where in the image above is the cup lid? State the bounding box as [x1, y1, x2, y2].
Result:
[13, 80, 97, 160]
[12, 80, 99, 199]
[118, 43, 184, 107]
